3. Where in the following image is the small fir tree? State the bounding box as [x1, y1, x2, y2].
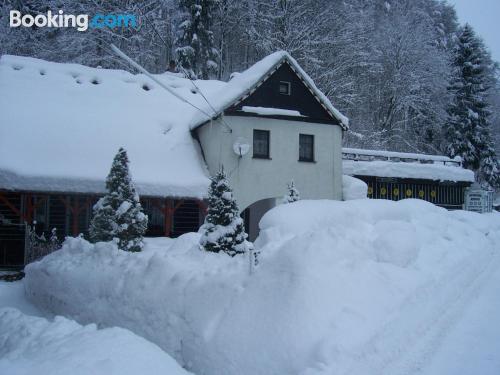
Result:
[283, 180, 300, 204]
[176, 0, 218, 79]
[89, 148, 148, 252]
[443, 24, 500, 188]
[199, 168, 252, 256]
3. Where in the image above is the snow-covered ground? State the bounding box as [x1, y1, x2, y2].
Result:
[419, 253, 500, 375]
[0, 280, 45, 317]
[0, 281, 191, 375]
[22, 199, 500, 375]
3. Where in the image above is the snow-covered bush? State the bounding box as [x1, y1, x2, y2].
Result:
[282, 180, 300, 204]
[0, 308, 191, 375]
[199, 169, 252, 256]
[89, 148, 148, 252]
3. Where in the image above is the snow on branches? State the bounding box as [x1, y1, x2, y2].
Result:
[199, 168, 252, 256]
[176, 0, 219, 79]
[444, 24, 500, 188]
[283, 180, 300, 204]
[89, 148, 148, 252]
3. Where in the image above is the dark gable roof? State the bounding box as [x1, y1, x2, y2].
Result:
[226, 62, 338, 124]
[189, 51, 349, 130]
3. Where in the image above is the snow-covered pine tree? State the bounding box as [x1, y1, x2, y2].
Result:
[199, 168, 252, 256]
[89, 148, 148, 252]
[283, 180, 300, 204]
[443, 24, 500, 187]
[176, 0, 219, 79]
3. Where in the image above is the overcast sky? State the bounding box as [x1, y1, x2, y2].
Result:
[448, 0, 500, 63]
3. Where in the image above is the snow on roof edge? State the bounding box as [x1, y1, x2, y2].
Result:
[343, 147, 461, 163]
[343, 160, 475, 183]
[0, 168, 207, 199]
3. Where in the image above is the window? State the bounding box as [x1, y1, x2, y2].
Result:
[253, 129, 270, 159]
[299, 134, 314, 162]
[279, 81, 291, 95]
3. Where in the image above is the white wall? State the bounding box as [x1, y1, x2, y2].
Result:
[197, 115, 343, 211]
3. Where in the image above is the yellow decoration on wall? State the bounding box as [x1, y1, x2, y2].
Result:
[406, 189, 413, 197]
[380, 187, 387, 195]
[368, 186, 373, 195]
[418, 190, 425, 198]
[393, 188, 399, 196]
[430, 190, 436, 198]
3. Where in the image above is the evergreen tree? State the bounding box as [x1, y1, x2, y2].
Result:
[199, 168, 252, 256]
[283, 180, 300, 203]
[176, 0, 219, 79]
[89, 148, 148, 252]
[443, 24, 500, 187]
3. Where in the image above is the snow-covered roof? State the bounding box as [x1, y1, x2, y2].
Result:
[342, 148, 475, 182]
[0, 55, 225, 197]
[189, 51, 349, 130]
[0, 53, 347, 197]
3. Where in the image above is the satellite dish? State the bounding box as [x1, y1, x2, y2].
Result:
[233, 137, 250, 157]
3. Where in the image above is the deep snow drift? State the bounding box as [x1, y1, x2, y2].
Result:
[24, 199, 500, 375]
[0, 308, 191, 375]
[342, 175, 368, 200]
[0, 281, 44, 317]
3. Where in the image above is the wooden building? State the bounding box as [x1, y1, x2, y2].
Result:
[342, 148, 475, 209]
[0, 191, 205, 267]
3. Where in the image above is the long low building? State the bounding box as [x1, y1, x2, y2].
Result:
[342, 148, 475, 209]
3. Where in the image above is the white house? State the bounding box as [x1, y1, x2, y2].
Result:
[0, 51, 348, 265]
[192, 52, 348, 236]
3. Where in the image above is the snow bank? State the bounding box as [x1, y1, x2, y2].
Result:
[24, 200, 500, 375]
[342, 175, 368, 200]
[0, 281, 44, 317]
[0, 308, 191, 375]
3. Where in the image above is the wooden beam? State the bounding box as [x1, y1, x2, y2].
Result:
[0, 192, 23, 221]
[72, 197, 79, 236]
[25, 193, 33, 224]
[164, 199, 173, 237]
[162, 199, 185, 237]
[197, 200, 208, 215]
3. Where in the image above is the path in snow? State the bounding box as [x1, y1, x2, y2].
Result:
[418, 252, 500, 375]
[0, 280, 47, 317]
[379, 250, 500, 375]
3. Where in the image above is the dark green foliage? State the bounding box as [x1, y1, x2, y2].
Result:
[444, 24, 500, 187]
[89, 148, 148, 252]
[199, 168, 251, 256]
[283, 180, 300, 204]
[176, 0, 218, 79]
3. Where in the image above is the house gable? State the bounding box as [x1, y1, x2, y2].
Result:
[189, 52, 348, 131]
[225, 62, 339, 125]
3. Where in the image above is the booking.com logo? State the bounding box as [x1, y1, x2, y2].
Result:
[10, 10, 137, 32]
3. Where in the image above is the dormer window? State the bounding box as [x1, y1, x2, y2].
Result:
[279, 81, 291, 95]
